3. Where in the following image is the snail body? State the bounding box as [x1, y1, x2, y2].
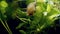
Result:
[27, 2, 36, 16]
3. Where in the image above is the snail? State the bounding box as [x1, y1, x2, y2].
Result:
[26, 2, 36, 16]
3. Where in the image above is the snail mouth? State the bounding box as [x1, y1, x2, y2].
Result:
[29, 14, 33, 16]
[27, 13, 34, 16]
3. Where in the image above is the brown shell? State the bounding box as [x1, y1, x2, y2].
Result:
[27, 2, 36, 16]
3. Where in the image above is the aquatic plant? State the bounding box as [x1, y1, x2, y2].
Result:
[0, 0, 60, 34]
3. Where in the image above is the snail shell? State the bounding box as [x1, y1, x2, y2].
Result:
[27, 2, 36, 16]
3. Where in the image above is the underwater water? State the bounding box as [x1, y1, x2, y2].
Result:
[0, 0, 60, 34]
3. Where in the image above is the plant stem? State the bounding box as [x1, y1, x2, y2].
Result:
[0, 18, 12, 34]
[0, 18, 9, 33]
[5, 21, 12, 34]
